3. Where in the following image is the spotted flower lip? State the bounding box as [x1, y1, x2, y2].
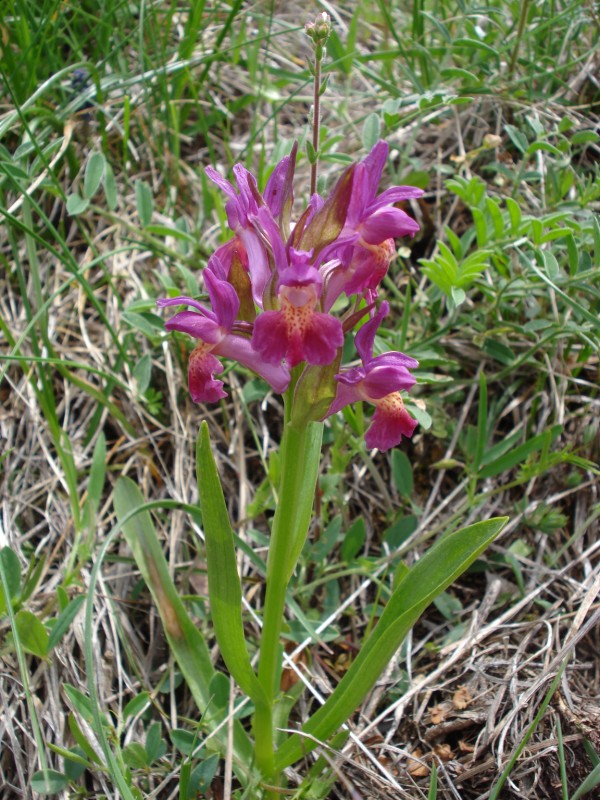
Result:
[251, 246, 344, 368]
[327, 302, 419, 451]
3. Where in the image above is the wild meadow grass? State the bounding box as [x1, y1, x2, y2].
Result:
[0, 1, 599, 798]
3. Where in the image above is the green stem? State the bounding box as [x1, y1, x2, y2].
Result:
[507, 0, 531, 81]
[254, 392, 323, 784]
[310, 50, 322, 195]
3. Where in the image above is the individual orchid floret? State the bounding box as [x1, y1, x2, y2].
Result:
[206, 148, 297, 306]
[327, 302, 418, 451]
[252, 245, 344, 368]
[323, 141, 423, 308]
[346, 141, 423, 243]
[263, 143, 297, 237]
[208, 241, 255, 323]
[158, 266, 290, 403]
[205, 164, 271, 306]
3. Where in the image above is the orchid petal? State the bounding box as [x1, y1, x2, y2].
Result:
[237, 228, 271, 306]
[215, 334, 290, 394]
[361, 364, 416, 399]
[354, 302, 389, 362]
[301, 313, 344, 366]
[157, 295, 213, 316]
[365, 398, 418, 451]
[369, 351, 419, 370]
[251, 311, 290, 365]
[361, 141, 389, 201]
[205, 166, 238, 203]
[368, 185, 424, 212]
[204, 268, 239, 330]
[164, 310, 222, 344]
[188, 348, 227, 403]
[264, 144, 297, 225]
[361, 207, 420, 244]
[327, 378, 363, 416]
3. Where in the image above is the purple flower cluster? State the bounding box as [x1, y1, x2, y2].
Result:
[158, 141, 422, 451]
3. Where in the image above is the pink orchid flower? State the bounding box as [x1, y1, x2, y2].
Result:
[327, 302, 418, 451]
[205, 148, 296, 306]
[252, 247, 344, 368]
[251, 210, 344, 368]
[157, 263, 290, 403]
[324, 140, 423, 308]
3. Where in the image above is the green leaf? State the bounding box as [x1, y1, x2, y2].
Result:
[133, 353, 152, 393]
[102, 160, 118, 211]
[122, 311, 164, 339]
[541, 250, 560, 280]
[478, 424, 563, 479]
[274, 516, 508, 769]
[0, 546, 21, 614]
[571, 130, 599, 145]
[473, 371, 488, 474]
[428, 762, 438, 798]
[362, 112, 381, 151]
[15, 609, 49, 657]
[64, 684, 97, 723]
[208, 672, 230, 709]
[47, 594, 85, 651]
[123, 691, 151, 720]
[196, 422, 268, 705]
[190, 754, 220, 794]
[84, 152, 105, 199]
[67, 713, 103, 764]
[170, 728, 198, 757]
[145, 223, 196, 242]
[135, 180, 153, 226]
[453, 37, 499, 57]
[123, 742, 148, 769]
[311, 515, 342, 561]
[30, 770, 69, 794]
[392, 450, 414, 497]
[505, 197, 522, 234]
[340, 518, 366, 563]
[66, 193, 90, 216]
[526, 141, 563, 157]
[305, 140, 318, 165]
[145, 721, 164, 763]
[61, 746, 90, 780]
[504, 124, 528, 154]
[87, 433, 107, 514]
[113, 477, 254, 779]
[571, 761, 600, 800]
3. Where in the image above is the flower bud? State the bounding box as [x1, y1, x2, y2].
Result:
[305, 12, 332, 49]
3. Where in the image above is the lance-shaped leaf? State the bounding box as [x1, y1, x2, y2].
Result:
[196, 421, 269, 708]
[113, 477, 254, 779]
[274, 516, 508, 770]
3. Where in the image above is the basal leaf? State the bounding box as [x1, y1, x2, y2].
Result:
[113, 477, 254, 780]
[196, 422, 268, 706]
[274, 516, 508, 769]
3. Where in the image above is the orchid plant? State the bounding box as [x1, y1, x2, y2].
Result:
[112, 15, 507, 798]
